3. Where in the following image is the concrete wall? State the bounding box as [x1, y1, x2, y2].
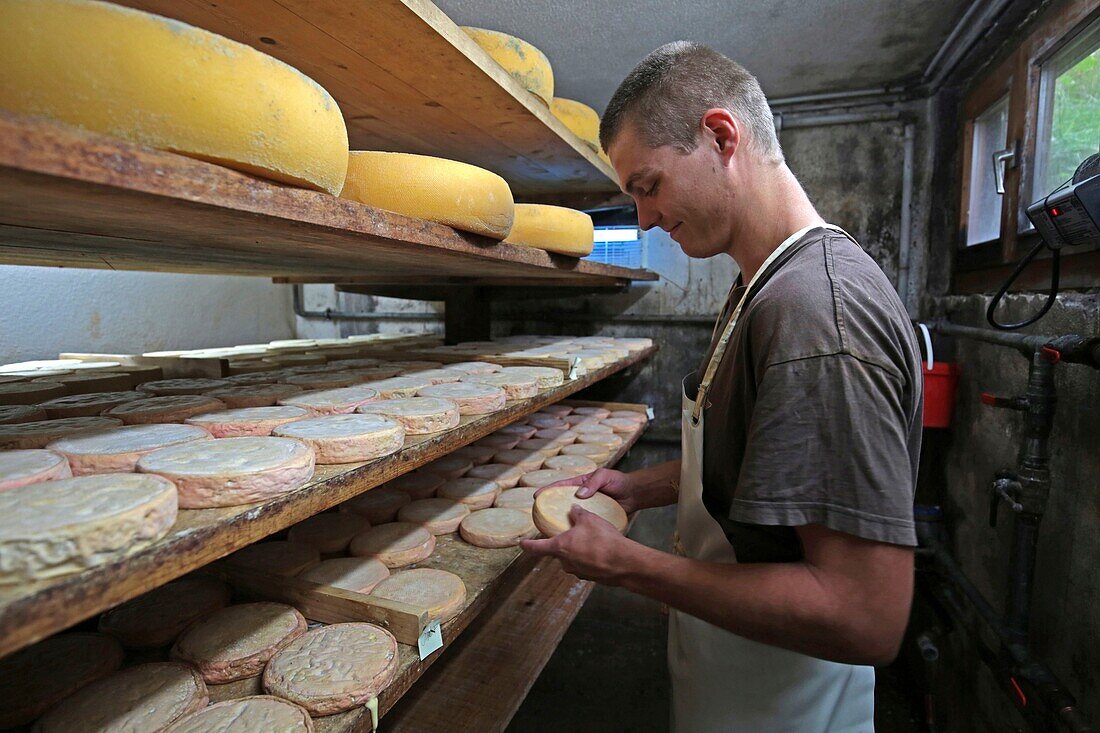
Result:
[0, 266, 295, 363]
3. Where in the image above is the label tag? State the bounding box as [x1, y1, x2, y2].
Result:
[417, 620, 443, 660]
[365, 697, 379, 732]
[646, 406, 655, 420]
[568, 358, 580, 380]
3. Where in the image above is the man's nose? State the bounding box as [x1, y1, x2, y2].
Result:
[636, 201, 661, 231]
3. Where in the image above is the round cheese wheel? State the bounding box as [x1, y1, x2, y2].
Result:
[563, 414, 599, 427]
[0, 473, 177, 585]
[163, 696, 314, 733]
[492, 448, 546, 471]
[534, 427, 578, 445]
[499, 366, 566, 389]
[440, 361, 501, 374]
[224, 371, 279, 386]
[98, 575, 232, 648]
[185, 405, 310, 437]
[418, 382, 506, 414]
[389, 360, 445, 372]
[574, 422, 615, 435]
[550, 97, 601, 151]
[384, 471, 444, 500]
[0, 380, 66, 405]
[357, 397, 460, 435]
[36, 390, 148, 418]
[0, 0, 348, 194]
[602, 417, 643, 434]
[327, 358, 381, 369]
[465, 463, 524, 490]
[228, 360, 282, 375]
[277, 385, 380, 415]
[370, 568, 466, 623]
[460, 507, 538, 548]
[397, 497, 471, 534]
[494, 486, 538, 511]
[171, 602, 307, 683]
[0, 415, 123, 449]
[460, 372, 539, 399]
[137, 437, 315, 509]
[104, 395, 228, 424]
[204, 383, 303, 408]
[298, 557, 390, 593]
[341, 152, 514, 240]
[48, 423, 212, 475]
[272, 414, 404, 465]
[225, 541, 320, 577]
[139, 378, 230, 396]
[419, 455, 473, 479]
[475, 433, 521, 450]
[544, 454, 600, 474]
[340, 487, 411, 524]
[401, 368, 463, 385]
[496, 423, 538, 439]
[503, 204, 595, 257]
[515, 438, 562, 456]
[520, 468, 580, 488]
[451, 444, 496, 465]
[34, 662, 207, 733]
[288, 512, 369, 554]
[0, 404, 48, 424]
[281, 372, 361, 391]
[462, 27, 554, 106]
[563, 351, 606, 369]
[536, 404, 573, 418]
[609, 410, 648, 423]
[560, 442, 612, 463]
[0, 449, 71, 491]
[575, 432, 624, 449]
[438, 477, 501, 510]
[361, 376, 432, 400]
[349, 522, 435, 568]
[533, 485, 628, 537]
[263, 623, 399, 716]
[527, 415, 566, 430]
[0, 632, 124, 728]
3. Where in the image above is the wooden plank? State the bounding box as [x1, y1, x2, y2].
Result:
[118, 0, 618, 198]
[0, 346, 656, 659]
[0, 113, 657, 285]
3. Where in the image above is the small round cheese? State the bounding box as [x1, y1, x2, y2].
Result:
[34, 371, 135, 394]
[369, 568, 466, 623]
[402, 368, 463, 384]
[573, 407, 611, 418]
[98, 575, 232, 648]
[137, 437, 315, 509]
[397, 497, 471, 534]
[494, 486, 538, 511]
[496, 366, 565, 389]
[503, 203, 595, 257]
[563, 414, 600, 427]
[535, 427, 578, 445]
[357, 397, 460, 435]
[384, 471, 444, 500]
[139, 378, 231, 396]
[37, 390, 149, 418]
[162, 697, 314, 733]
[298, 557, 390, 593]
[171, 602, 307, 683]
[560, 442, 612, 463]
[340, 487, 411, 524]
[287, 512, 369, 554]
[0, 416, 123, 449]
[492, 449, 546, 471]
[520, 468, 580, 488]
[0, 380, 66, 405]
[451, 444, 496, 465]
[349, 522, 436, 568]
[515, 438, 562, 456]
[419, 455, 473, 479]
[205, 383, 304, 408]
[48, 423, 212, 475]
[601, 417, 643, 434]
[474, 433, 520, 450]
[280, 372, 362, 391]
[460, 507, 538, 548]
[104, 395, 228, 424]
[544, 454, 599, 474]
[0, 449, 71, 491]
[496, 423, 538, 439]
[361, 376, 432, 399]
[609, 410, 648, 423]
[225, 541, 320, 577]
[440, 361, 501, 374]
[418, 383, 506, 415]
[0, 404, 48, 424]
[0, 473, 177, 585]
[272, 414, 404, 465]
[550, 97, 601, 151]
[575, 432, 624, 449]
[574, 422, 615, 436]
[466, 463, 524, 490]
[263, 623, 400, 716]
[533, 485, 628, 537]
[462, 27, 554, 106]
[526, 415, 566, 430]
[460, 372, 539, 399]
[438, 477, 501, 510]
[224, 372, 280, 386]
[34, 662, 207, 733]
[536, 404, 573, 418]
[185, 405, 310, 437]
[277, 385, 380, 415]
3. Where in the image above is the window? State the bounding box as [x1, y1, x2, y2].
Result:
[587, 226, 644, 269]
[966, 95, 1010, 246]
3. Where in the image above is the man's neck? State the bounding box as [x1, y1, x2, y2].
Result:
[726, 165, 825, 283]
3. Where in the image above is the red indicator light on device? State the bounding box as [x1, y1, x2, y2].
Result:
[1049, 206, 1061, 217]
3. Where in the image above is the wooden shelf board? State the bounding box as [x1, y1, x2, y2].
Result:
[0, 347, 655, 659]
[116, 0, 618, 199]
[0, 113, 656, 285]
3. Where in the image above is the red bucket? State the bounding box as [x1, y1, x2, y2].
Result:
[922, 362, 960, 428]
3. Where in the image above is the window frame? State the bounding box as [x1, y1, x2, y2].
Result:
[953, 0, 1100, 294]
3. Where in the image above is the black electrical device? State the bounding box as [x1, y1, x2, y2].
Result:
[987, 153, 1100, 330]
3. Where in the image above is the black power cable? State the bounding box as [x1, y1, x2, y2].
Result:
[985, 243, 1061, 330]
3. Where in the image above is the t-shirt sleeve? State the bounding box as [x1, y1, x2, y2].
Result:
[728, 353, 917, 546]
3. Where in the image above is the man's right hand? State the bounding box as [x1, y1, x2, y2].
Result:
[537, 460, 682, 514]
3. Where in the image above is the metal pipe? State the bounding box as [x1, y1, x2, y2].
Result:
[769, 86, 892, 108]
[922, 0, 1018, 90]
[774, 110, 900, 132]
[897, 123, 916, 316]
[926, 320, 1100, 368]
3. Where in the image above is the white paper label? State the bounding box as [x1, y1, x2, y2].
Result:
[568, 358, 580, 380]
[365, 697, 379, 731]
[417, 619, 443, 660]
[646, 406, 655, 420]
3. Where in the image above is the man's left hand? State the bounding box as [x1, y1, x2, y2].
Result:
[520, 505, 637, 585]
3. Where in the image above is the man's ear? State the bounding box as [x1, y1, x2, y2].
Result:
[701, 108, 739, 165]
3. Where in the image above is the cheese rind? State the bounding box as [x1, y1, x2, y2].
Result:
[341, 151, 515, 240]
[298, 557, 390, 594]
[370, 568, 466, 623]
[0, 0, 349, 194]
[397, 497, 471, 534]
[38, 390, 149, 418]
[104, 395, 227, 425]
[418, 382, 506, 414]
[465, 463, 524, 490]
[459, 507, 538, 548]
[185, 405, 311, 437]
[532, 485, 628, 537]
[204, 383, 304, 408]
[349, 522, 435, 568]
[278, 385, 380, 415]
[494, 486, 538, 511]
[461, 372, 539, 399]
[0, 473, 177, 585]
[356, 397, 460, 435]
[503, 204, 595, 257]
[49, 423, 212, 475]
[0, 449, 72, 491]
[0, 416, 123, 449]
[438, 477, 501, 510]
[162, 696, 314, 733]
[272, 414, 404, 464]
[462, 27, 555, 106]
[550, 97, 601, 151]
[0, 404, 48, 424]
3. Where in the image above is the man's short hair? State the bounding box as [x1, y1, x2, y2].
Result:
[600, 41, 783, 164]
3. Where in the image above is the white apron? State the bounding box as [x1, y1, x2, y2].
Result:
[668, 224, 876, 733]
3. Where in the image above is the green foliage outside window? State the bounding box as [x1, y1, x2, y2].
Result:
[1045, 49, 1100, 192]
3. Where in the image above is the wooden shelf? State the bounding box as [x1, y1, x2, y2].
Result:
[0, 113, 656, 285]
[0, 347, 655, 660]
[115, 0, 619, 202]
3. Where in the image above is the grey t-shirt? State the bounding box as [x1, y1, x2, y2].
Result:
[689, 227, 921, 562]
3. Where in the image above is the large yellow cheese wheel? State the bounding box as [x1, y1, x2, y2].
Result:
[504, 204, 594, 257]
[0, 0, 349, 195]
[550, 98, 601, 152]
[341, 152, 514, 240]
[462, 27, 554, 106]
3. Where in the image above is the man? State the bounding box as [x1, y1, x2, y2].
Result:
[521, 42, 922, 732]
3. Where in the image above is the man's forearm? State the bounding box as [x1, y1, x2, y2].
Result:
[629, 459, 680, 509]
[618, 542, 891, 665]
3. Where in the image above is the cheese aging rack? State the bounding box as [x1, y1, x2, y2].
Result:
[0, 0, 658, 730]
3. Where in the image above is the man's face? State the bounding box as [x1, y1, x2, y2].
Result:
[607, 124, 735, 259]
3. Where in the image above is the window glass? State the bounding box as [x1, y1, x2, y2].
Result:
[588, 226, 643, 268]
[966, 95, 1010, 246]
